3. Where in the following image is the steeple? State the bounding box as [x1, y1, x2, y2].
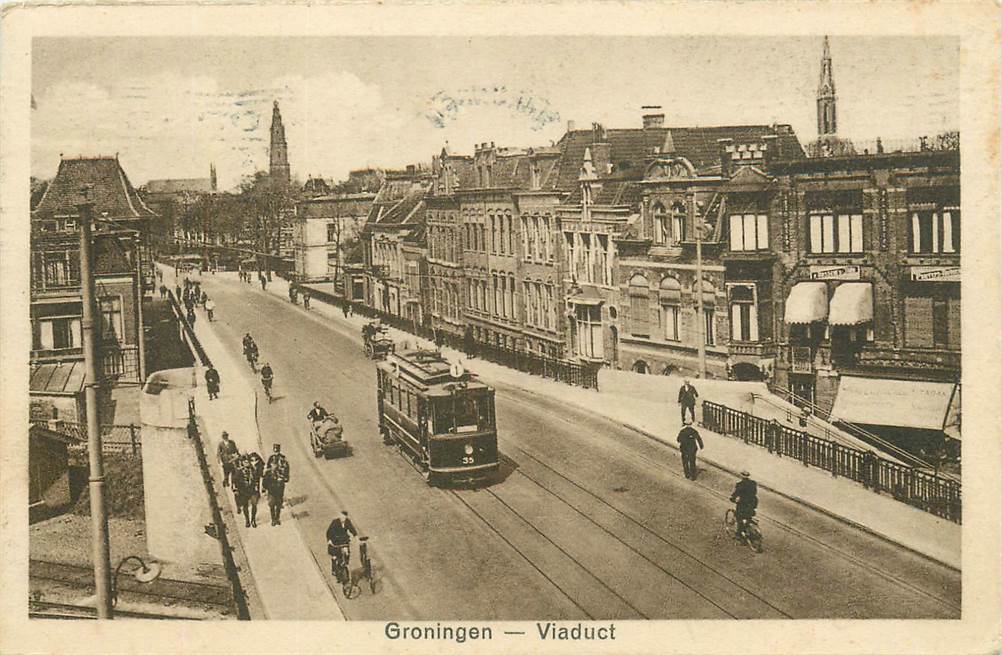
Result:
[269, 100, 291, 186]
[817, 36, 837, 137]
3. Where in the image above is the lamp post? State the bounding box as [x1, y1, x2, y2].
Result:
[77, 200, 114, 619]
[694, 209, 713, 379]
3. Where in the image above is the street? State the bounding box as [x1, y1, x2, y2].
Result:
[198, 273, 960, 620]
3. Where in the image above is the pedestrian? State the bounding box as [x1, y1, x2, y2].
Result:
[175, 284, 182, 300]
[186, 307, 197, 325]
[342, 301, 349, 318]
[235, 455, 261, 528]
[259, 273, 267, 290]
[200, 290, 208, 307]
[265, 443, 290, 526]
[205, 297, 215, 321]
[676, 421, 705, 480]
[302, 289, 311, 310]
[677, 378, 699, 424]
[216, 431, 240, 488]
[159, 284, 167, 299]
[205, 365, 220, 400]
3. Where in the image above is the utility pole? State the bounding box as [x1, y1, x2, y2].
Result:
[78, 201, 114, 619]
[694, 197, 707, 379]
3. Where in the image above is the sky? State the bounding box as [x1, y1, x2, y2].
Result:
[31, 36, 959, 191]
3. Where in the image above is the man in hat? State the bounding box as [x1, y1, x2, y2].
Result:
[676, 420, 705, 480]
[235, 454, 262, 528]
[216, 432, 239, 488]
[677, 379, 699, 424]
[326, 510, 358, 578]
[205, 365, 221, 400]
[729, 471, 759, 539]
[264, 444, 290, 526]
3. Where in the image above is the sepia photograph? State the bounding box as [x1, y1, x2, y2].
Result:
[1, 3, 1000, 654]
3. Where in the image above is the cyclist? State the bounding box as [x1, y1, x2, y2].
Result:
[260, 361, 274, 397]
[729, 470, 759, 540]
[242, 333, 258, 361]
[302, 289, 311, 310]
[326, 510, 358, 578]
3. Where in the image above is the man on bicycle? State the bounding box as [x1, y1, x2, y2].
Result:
[326, 510, 358, 577]
[260, 362, 274, 396]
[242, 333, 258, 361]
[729, 470, 758, 539]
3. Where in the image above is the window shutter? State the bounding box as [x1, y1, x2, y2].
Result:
[730, 304, 742, 341]
[837, 214, 851, 253]
[630, 293, 649, 336]
[948, 297, 961, 349]
[71, 319, 82, 348]
[904, 296, 934, 348]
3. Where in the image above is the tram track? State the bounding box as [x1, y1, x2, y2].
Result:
[498, 388, 961, 616]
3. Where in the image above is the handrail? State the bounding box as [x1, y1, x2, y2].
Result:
[766, 384, 954, 478]
[702, 400, 961, 523]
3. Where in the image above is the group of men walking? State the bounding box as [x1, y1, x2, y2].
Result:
[217, 432, 291, 528]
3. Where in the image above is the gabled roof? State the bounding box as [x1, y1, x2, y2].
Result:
[34, 157, 157, 221]
[720, 165, 775, 193]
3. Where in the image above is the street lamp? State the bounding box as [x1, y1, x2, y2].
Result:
[694, 216, 714, 379]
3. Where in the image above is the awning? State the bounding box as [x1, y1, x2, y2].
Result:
[30, 361, 86, 395]
[829, 282, 873, 326]
[830, 376, 959, 433]
[784, 282, 828, 324]
[568, 285, 604, 306]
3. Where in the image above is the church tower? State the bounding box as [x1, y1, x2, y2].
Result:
[817, 36, 837, 137]
[269, 100, 291, 186]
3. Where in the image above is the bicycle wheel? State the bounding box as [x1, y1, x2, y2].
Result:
[365, 559, 376, 594]
[746, 525, 764, 553]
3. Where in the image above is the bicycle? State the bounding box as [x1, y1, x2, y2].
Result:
[245, 349, 258, 372]
[330, 543, 355, 597]
[724, 508, 764, 553]
[358, 536, 375, 594]
[261, 377, 274, 403]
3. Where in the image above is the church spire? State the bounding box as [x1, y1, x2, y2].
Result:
[269, 100, 291, 186]
[817, 36, 837, 137]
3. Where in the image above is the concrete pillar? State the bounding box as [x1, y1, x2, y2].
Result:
[140, 367, 216, 566]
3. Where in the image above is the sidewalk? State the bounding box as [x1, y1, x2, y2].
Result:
[267, 274, 960, 569]
[162, 266, 343, 620]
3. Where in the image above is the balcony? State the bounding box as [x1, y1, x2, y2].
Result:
[728, 342, 776, 358]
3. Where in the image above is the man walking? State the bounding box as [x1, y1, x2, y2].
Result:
[676, 421, 705, 480]
[205, 297, 215, 321]
[205, 365, 220, 400]
[236, 455, 262, 528]
[159, 283, 167, 299]
[265, 444, 290, 526]
[216, 432, 239, 488]
[677, 378, 699, 424]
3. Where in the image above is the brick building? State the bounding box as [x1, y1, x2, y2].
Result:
[30, 156, 155, 418]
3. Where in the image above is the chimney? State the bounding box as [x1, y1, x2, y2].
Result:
[642, 106, 665, 129]
[717, 138, 734, 178]
[762, 134, 779, 167]
[592, 122, 607, 143]
[591, 142, 612, 178]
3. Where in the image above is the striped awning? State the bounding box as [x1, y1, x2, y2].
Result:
[784, 282, 828, 324]
[829, 283, 873, 326]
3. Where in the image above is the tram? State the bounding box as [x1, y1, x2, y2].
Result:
[376, 349, 499, 486]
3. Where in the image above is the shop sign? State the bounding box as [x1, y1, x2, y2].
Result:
[910, 266, 960, 282]
[809, 265, 861, 281]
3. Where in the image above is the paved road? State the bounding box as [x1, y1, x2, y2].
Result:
[197, 274, 960, 620]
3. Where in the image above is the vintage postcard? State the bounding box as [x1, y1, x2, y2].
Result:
[1, 2, 999, 654]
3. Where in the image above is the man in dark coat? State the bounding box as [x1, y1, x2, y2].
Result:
[677, 379, 699, 424]
[216, 432, 239, 488]
[264, 444, 290, 526]
[326, 510, 358, 577]
[205, 366, 221, 400]
[235, 455, 261, 528]
[730, 471, 759, 539]
[676, 421, 705, 480]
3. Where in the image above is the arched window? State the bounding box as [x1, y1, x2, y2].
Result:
[628, 274, 650, 336]
[671, 202, 687, 245]
[632, 360, 650, 374]
[652, 203, 668, 244]
[659, 277, 682, 341]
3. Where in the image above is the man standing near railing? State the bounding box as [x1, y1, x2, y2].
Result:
[678, 379, 699, 424]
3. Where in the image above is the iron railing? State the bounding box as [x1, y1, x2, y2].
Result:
[296, 283, 600, 390]
[167, 291, 213, 367]
[702, 400, 961, 524]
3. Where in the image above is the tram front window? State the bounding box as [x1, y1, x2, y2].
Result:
[433, 395, 492, 434]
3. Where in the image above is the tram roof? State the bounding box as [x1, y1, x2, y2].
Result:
[378, 349, 490, 394]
